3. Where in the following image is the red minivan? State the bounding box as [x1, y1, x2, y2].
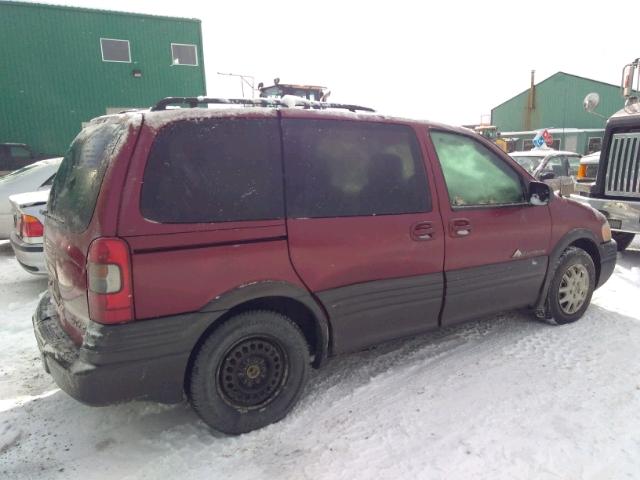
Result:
[33, 97, 617, 434]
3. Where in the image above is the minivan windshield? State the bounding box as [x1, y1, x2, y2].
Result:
[48, 120, 128, 231]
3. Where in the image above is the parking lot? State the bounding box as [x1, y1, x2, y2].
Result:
[0, 238, 639, 479]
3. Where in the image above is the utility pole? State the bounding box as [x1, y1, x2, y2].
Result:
[216, 72, 256, 98]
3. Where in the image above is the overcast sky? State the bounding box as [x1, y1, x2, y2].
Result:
[16, 0, 640, 125]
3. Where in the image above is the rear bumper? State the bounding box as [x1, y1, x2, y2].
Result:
[597, 240, 617, 289]
[570, 194, 640, 234]
[32, 292, 213, 406]
[9, 232, 46, 275]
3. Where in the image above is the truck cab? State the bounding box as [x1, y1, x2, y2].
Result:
[258, 80, 328, 102]
[572, 59, 640, 251]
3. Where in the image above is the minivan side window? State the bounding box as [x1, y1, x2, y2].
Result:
[283, 120, 431, 218]
[430, 131, 525, 207]
[140, 118, 283, 224]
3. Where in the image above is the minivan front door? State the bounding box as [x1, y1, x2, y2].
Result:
[428, 130, 552, 326]
[281, 113, 445, 354]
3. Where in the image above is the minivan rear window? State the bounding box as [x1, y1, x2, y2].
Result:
[48, 120, 128, 231]
[140, 118, 283, 224]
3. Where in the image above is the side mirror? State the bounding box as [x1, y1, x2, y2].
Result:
[528, 181, 551, 206]
[583, 92, 600, 113]
[539, 171, 556, 181]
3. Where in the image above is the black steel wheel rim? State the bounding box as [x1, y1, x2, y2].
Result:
[217, 336, 288, 409]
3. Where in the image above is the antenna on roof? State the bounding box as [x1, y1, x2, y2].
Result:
[216, 72, 256, 98]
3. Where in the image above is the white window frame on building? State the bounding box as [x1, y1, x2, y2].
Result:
[171, 43, 198, 66]
[100, 38, 131, 63]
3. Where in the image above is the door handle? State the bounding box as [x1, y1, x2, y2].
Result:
[450, 218, 472, 237]
[411, 221, 435, 241]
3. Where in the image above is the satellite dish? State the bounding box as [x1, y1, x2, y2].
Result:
[584, 92, 600, 113]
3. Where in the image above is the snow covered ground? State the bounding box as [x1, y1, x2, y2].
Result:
[1, 238, 639, 479]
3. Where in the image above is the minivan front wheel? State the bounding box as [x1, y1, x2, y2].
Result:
[188, 310, 309, 435]
[545, 247, 595, 325]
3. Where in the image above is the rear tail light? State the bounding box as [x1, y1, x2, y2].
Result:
[577, 164, 588, 180]
[18, 214, 44, 239]
[87, 237, 134, 324]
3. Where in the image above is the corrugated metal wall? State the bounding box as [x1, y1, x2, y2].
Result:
[0, 1, 206, 155]
[491, 73, 625, 134]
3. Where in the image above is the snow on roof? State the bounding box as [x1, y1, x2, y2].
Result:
[140, 105, 456, 132]
[510, 148, 580, 157]
[612, 106, 640, 118]
[580, 151, 601, 164]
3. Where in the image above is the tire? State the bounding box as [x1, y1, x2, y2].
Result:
[545, 247, 596, 325]
[188, 310, 309, 435]
[612, 231, 635, 252]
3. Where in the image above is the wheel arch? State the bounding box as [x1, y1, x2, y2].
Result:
[534, 229, 601, 316]
[183, 281, 330, 393]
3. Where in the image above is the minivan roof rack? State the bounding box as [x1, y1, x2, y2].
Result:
[150, 96, 375, 113]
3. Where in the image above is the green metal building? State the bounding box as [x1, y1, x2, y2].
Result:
[0, 1, 206, 155]
[491, 72, 626, 154]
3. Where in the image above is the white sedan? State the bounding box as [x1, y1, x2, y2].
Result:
[0, 157, 62, 239]
[510, 149, 581, 195]
[9, 189, 50, 275]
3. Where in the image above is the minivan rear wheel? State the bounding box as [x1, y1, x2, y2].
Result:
[545, 247, 595, 325]
[188, 310, 309, 435]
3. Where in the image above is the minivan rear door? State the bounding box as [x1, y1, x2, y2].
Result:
[44, 116, 140, 343]
[281, 112, 445, 354]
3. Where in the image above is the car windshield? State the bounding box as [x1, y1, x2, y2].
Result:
[511, 155, 543, 174]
